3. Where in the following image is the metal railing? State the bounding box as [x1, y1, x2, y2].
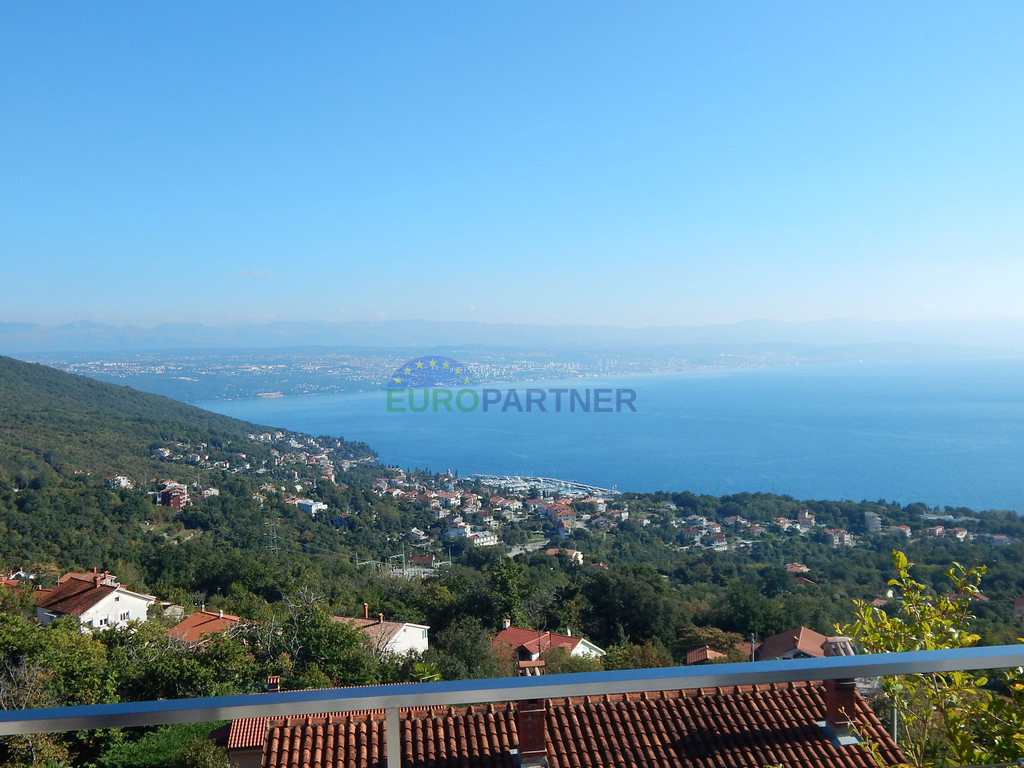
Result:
[1, 645, 1022, 768]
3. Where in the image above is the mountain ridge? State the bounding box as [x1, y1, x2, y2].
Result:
[1, 317, 1021, 353]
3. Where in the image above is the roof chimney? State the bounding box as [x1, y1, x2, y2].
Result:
[378, 613, 384, 625]
[824, 678, 858, 741]
[502, 617, 512, 630]
[517, 698, 547, 767]
[822, 636, 856, 657]
[266, 675, 280, 693]
[822, 636, 858, 743]
[218, 609, 224, 619]
[363, 602, 370, 620]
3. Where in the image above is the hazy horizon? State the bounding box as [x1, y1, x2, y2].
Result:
[3, 314, 1023, 355]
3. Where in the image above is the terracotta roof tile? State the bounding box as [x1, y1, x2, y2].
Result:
[249, 683, 903, 768]
[166, 610, 242, 645]
[686, 645, 728, 665]
[333, 616, 413, 649]
[755, 627, 829, 661]
[35, 579, 117, 617]
[495, 626, 583, 656]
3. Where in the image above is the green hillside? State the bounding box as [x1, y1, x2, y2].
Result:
[0, 354, 368, 481]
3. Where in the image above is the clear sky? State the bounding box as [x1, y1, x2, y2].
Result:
[1, 2, 1022, 328]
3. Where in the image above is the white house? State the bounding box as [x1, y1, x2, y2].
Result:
[295, 498, 328, 517]
[332, 605, 429, 658]
[468, 530, 500, 547]
[35, 570, 156, 633]
[495, 621, 606, 675]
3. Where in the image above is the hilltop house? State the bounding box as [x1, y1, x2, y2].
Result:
[331, 605, 429, 658]
[158, 481, 190, 508]
[754, 626, 829, 661]
[167, 609, 242, 646]
[543, 548, 584, 565]
[494, 620, 605, 675]
[797, 509, 816, 530]
[35, 569, 156, 632]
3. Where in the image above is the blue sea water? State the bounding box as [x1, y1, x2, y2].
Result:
[203, 359, 1024, 512]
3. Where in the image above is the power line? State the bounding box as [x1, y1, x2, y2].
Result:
[265, 514, 280, 556]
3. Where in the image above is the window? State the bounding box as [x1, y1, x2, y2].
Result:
[120, 611, 130, 621]
[99, 617, 108, 626]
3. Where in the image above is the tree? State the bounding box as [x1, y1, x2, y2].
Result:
[540, 648, 603, 675]
[841, 550, 1024, 767]
[428, 617, 510, 680]
[603, 642, 671, 670]
[278, 603, 377, 687]
[673, 625, 748, 663]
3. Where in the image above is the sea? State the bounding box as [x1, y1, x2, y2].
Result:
[203, 358, 1024, 513]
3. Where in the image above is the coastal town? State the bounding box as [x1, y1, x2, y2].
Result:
[2, 360, 1022, 768]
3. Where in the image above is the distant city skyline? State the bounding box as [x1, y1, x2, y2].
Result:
[2, 2, 1022, 328]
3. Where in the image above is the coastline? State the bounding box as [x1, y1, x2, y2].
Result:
[201, 358, 1024, 513]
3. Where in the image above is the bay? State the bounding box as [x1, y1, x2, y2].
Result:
[203, 359, 1024, 512]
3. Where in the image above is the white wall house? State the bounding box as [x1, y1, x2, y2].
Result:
[296, 498, 328, 517]
[332, 607, 430, 658]
[378, 622, 430, 656]
[36, 571, 156, 633]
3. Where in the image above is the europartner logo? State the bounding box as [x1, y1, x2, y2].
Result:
[385, 356, 637, 413]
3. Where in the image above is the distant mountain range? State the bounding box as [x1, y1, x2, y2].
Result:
[0, 317, 1021, 354]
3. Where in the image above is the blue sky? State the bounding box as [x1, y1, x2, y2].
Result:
[1, 2, 1021, 328]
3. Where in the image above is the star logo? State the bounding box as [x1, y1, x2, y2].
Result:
[387, 356, 474, 389]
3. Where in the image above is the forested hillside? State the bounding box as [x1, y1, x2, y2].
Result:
[0, 354, 372, 480]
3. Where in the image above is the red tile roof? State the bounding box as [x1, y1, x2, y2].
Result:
[332, 615, 410, 649]
[684, 645, 727, 665]
[166, 610, 242, 644]
[755, 627, 829, 661]
[494, 627, 582, 657]
[35, 578, 117, 617]
[252, 683, 904, 768]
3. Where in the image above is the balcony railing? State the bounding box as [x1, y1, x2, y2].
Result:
[1, 644, 1022, 768]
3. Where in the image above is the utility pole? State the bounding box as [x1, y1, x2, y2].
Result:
[265, 514, 280, 556]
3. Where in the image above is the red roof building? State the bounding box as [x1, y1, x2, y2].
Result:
[332, 605, 430, 657]
[227, 683, 904, 768]
[755, 627, 830, 661]
[166, 609, 242, 645]
[684, 645, 727, 665]
[34, 569, 156, 632]
[494, 623, 605, 670]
